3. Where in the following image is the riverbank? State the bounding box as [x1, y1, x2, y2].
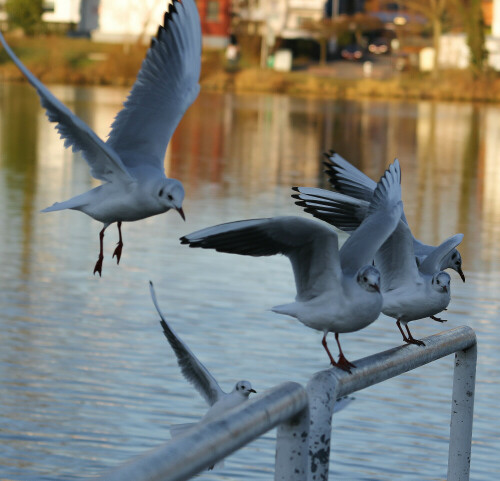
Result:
[1, 35, 500, 102]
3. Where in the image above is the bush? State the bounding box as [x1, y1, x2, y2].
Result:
[6, 0, 44, 36]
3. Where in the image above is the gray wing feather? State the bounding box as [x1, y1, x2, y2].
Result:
[150, 282, 224, 406]
[418, 234, 464, 275]
[340, 159, 403, 275]
[181, 216, 342, 301]
[0, 32, 132, 184]
[106, 0, 201, 175]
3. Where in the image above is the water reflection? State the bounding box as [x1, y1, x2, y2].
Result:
[0, 84, 499, 480]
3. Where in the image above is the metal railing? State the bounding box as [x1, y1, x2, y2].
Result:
[97, 326, 477, 481]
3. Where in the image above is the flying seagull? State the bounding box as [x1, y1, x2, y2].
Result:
[180, 160, 403, 371]
[293, 150, 465, 282]
[149, 281, 255, 469]
[0, 0, 201, 276]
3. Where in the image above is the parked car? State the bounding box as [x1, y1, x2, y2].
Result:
[341, 44, 363, 61]
[368, 37, 390, 55]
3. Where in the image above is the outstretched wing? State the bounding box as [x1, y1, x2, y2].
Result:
[418, 234, 464, 276]
[0, 32, 132, 184]
[180, 216, 343, 302]
[323, 150, 377, 202]
[106, 0, 201, 176]
[292, 186, 369, 232]
[150, 282, 224, 406]
[340, 159, 403, 275]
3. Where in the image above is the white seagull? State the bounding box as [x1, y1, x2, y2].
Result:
[293, 150, 465, 282]
[149, 282, 256, 469]
[180, 160, 403, 371]
[0, 0, 201, 276]
[293, 154, 463, 344]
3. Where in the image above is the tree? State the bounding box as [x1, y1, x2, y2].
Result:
[6, 0, 44, 35]
[398, 0, 449, 78]
[454, 0, 486, 77]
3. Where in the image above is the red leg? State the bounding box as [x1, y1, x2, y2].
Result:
[112, 221, 123, 264]
[396, 319, 410, 343]
[335, 332, 356, 371]
[431, 315, 447, 323]
[404, 324, 425, 346]
[321, 333, 340, 368]
[93, 225, 107, 277]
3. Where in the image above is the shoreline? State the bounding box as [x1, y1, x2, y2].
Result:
[1, 36, 499, 102]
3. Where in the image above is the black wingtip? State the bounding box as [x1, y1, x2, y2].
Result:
[179, 236, 189, 245]
[295, 200, 308, 208]
[291, 193, 301, 200]
[291, 186, 300, 192]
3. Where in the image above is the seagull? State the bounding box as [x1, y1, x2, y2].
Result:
[0, 0, 201, 276]
[292, 150, 465, 282]
[149, 281, 256, 469]
[293, 154, 463, 345]
[374, 222, 459, 345]
[180, 160, 403, 371]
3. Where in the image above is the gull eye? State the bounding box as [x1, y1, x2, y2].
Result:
[363, 276, 367, 282]
[158, 188, 164, 197]
[168, 194, 173, 201]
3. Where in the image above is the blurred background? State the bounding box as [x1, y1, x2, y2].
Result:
[1, 1, 500, 480]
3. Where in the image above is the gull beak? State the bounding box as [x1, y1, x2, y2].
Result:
[443, 286, 448, 293]
[249, 389, 257, 394]
[371, 284, 380, 293]
[458, 268, 465, 283]
[176, 207, 186, 221]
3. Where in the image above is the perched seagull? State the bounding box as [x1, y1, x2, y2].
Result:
[149, 282, 256, 469]
[180, 160, 403, 371]
[0, 0, 201, 276]
[293, 154, 463, 345]
[293, 150, 465, 282]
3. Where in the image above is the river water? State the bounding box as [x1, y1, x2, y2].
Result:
[0, 84, 499, 480]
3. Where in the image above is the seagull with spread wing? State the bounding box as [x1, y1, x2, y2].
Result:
[149, 281, 256, 469]
[293, 152, 463, 344]
[180, 160, 403, 371]
[0, 0, 201, 276]
[293, 150, 465, 282]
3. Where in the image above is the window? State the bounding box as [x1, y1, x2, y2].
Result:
[207, 0, 219, 22]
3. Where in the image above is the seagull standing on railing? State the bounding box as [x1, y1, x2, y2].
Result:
[293, 150, 466, 282]
[180, 160, 403, 372]
[149, 282, 256, 469]
[293, 152, 463, 345]
[0, 0, 202, 276]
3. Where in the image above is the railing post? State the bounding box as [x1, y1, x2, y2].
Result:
[447, 342, 477, 481]
[275, 406, 310, 481]
[306, 369, 340, 481]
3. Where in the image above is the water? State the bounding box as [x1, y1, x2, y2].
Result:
[0, 84, 499, 480]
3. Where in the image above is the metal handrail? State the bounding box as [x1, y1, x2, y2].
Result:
[97, 326, 477, 481]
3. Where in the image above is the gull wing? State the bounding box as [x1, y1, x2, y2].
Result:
[375, 220, 421, 291]
[149, 282, 224, 406]
[292, 186, 369, 233]
[0, 32, 133, 184]
[106, 0, 201, 176]
[323, 151, 377, 202]
[340, 159, 403, 275]
[180, 216, 343, 302]
[418, 234, 464, 276]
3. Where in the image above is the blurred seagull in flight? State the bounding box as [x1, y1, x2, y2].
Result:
[293, 152, 463, 345]
[0, 0, 201, 276]
[293, 150, 465, 282]
[180, 160, 403, 372]
[149, 282, 256, 469]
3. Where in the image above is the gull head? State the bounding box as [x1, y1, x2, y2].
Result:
[431, 271, 451, 294]
[234, 380, 257, 397]
[445, 249, 465, 283]
[156, 178, 185, 220]
[356, 265, 381, 293]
